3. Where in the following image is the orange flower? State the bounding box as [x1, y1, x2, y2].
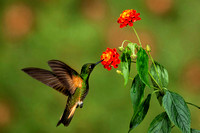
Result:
[101, 48, 120, 70]
[117, 9, 141, 28]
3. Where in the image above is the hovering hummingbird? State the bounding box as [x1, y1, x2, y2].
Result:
[22, 60, 101, 127]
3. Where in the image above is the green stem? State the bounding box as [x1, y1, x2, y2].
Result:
[129, 77, 134, 80]
[148, 71, 162, 90]
[152, 90, 160, 95]
[162, 87, 168, 91]
[132, 26, 142, 47]
[118, 71, 134, 80]
[171, 125, 175, 129]
[151, 86, 160, 90]
[186, 102, 200, 109]
[121, 40, 133, 48]
[148, 51, 163, 89]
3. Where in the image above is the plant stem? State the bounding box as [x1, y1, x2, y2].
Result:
[186, 102, 200, 109]
[129, 77, 134, 80]
[132, 26, 142, 47]
[152, 90, 160, 95]
[148, 51, 163, 89]
[118, 71, 134, 80]
[148, 71, 162, 90]
[171, 125, 175, 129]
[121, 40, 133, 48]
[151, 86, 160, 90]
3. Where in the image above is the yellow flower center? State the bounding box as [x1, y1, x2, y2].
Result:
[121, 10, 131, 18]
[102, 51, 112, 62]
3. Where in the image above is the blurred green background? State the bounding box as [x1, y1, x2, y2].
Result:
[0, 0, 200, 133]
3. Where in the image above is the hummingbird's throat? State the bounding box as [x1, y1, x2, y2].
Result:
[72, 76, 83, 88]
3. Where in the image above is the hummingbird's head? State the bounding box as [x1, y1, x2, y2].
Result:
[81, 60, 102, 79]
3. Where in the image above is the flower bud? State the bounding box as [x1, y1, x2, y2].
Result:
[116, 70, 122, 74]
[118, 46, 124, 52]
[146, 45, 151, 52]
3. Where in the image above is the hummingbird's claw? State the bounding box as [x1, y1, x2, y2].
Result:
[77, 101, 84, 108]
[80, 103, 83, 108]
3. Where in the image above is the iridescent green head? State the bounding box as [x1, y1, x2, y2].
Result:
[80, 60, 102, 80]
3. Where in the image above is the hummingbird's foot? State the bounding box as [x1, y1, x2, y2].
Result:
[80, 103, 83, 108]
[77, 101, 83, 108]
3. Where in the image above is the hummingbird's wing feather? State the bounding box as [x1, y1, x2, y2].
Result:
[48, 60, 80, 95]
[22, 68, 70, 96]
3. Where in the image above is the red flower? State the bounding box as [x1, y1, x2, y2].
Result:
[101, 48, 121, 71]
[117, 9, 141, 28]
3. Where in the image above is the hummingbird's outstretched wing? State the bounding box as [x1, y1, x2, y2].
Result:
[22, 68, 70, 96]
[48, 60, 80, 95]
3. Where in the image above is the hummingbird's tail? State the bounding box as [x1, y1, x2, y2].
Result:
[56, 103, 77, 127]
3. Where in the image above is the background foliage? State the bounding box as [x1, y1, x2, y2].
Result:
[0, 0, 200, 133]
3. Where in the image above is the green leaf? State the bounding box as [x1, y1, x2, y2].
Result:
[155, 90, 165, 106]
[150, 61, 168, 105]
[121, 47, 132, 86]
[163, 91, 191, 133]
[191, 129, 200, 133]
[136, 48, 150, 87]
[148, 112, 171, 133]
[127, 43, 137, 56]
[129, 94, 151, 133]
[150, 61, 169, 88]
[130, 74, 146, 112]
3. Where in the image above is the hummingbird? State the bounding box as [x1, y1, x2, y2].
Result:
[22, 59, 101, 127]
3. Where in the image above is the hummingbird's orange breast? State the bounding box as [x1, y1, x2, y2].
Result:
[72, 76, 83, 88]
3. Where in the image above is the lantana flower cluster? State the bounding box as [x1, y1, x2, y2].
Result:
[117, 9, 141, 28]
[100, 48, 120, 71]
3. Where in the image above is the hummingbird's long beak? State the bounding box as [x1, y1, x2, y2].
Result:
[95, 60, 103, 65]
